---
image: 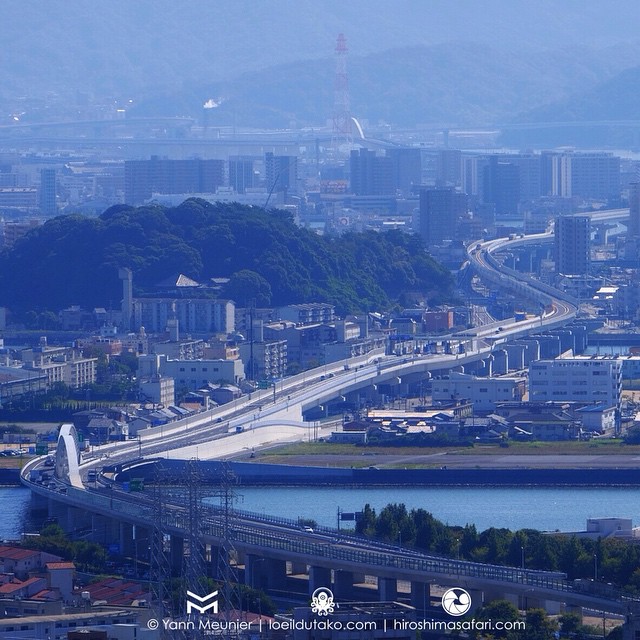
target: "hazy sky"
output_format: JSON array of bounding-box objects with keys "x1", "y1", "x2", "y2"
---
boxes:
[
  {"x1": 3, "y1": 0, "x2": 640, "y2": 131},
  {"x1": 3, "y1": 0, "x2": 640, "y2": 88}
]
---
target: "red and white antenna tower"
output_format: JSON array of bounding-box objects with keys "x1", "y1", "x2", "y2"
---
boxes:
[{"x1": 332, "y1": 33, "x2": 352, "y2": 144}]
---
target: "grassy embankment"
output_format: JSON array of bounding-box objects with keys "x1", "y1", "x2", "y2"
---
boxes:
[{"x1": 255, "y1": 439, "x2": 640, "y2": 467}]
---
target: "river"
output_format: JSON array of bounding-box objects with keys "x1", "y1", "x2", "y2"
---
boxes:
[{"x1": 6, "y1": 484, "x2": 640, "y2": 540}]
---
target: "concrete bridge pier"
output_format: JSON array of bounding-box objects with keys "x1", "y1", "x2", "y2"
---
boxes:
[
  {"x1": 119, "y1": 522, "x2": 135, "y2": 558},
  {"x1": 66, "y1": 506, "x2": 92, "y2": 535},
  {"x1": 263, "y1": 558, "x2": 287, "y2": 590},
  {"x1": 378, "y1": 577, "x2": 397, "y2": 601},
  {"x1": 245, "y1": 554, "x2": 287, "y2": 591},
  {"x1": 92, "y1": 514, "x2": 119, "y2": 547},
  {"x1": 309, "y1": 566, "x2": 331, "y2": 594},
  {"x1": 30, "y1": 491, "x2": 48, "y2": 512},
  {"x1": 170, "y1": 535, "x2": 184, "y2": 575},
  {"x1": 410, "y1": 582, "x2": 430, "y2": 611},
  {"x1": 245, "y1": 555, "x2": 263, "y2": 588},
  {"x1": 483, "y1": 587, "x2": 518, "y2": 608},
  {"x1": 464, "y1": 588, "x2": 485, "y2": 612},
  {"x1": 47, "y1": 497, "x2": 68, "y2": 528},
  {"x1": 562, "y1": 603, "x2": 582, "y2": 619},
  {"x1": 206, "y1": 544, "x2": 221, "y2": 578},
  {"x1": 333, "y1": 570, "x2": 354, "y2": 600}
]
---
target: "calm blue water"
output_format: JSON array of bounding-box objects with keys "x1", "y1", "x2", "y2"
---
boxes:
[
  {"x1": 1, "y1": 487, "x2": 35, "y2": 540},
  {"x1": 220, "y1": 486, "x2": 640, "y2": 532},
  {"x1": 7, "y1": 484, "x2": 640, "y2": 538}
]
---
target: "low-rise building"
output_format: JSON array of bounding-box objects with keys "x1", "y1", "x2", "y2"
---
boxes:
[
  {"x1": 21, "y1": 344, "x2": 97, "y2": 389},
  {"x1": 554, "y1": 517, "x2": 640, "y2": 540},
  {"x1": 528, "y1": 356, "x2": 622, "y2": 409},
  {"x1": 431, "y1": 371, "x2": 526, "y2": 412}
]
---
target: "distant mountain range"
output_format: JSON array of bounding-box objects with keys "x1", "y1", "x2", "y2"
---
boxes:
[
  {"x1": 131, "y1": 42, "x2": 640, "y2": 132},
  {"x1": 4, "y1": 1, "x2": 640, "y2": 138}
]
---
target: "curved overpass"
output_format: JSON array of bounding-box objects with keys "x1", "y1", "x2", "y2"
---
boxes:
[
  {"x1": 23, "y1": 226, "x2": 629, "y2": 613},
  {"x1": 21, "y1": 466, "x2": 640, "y2": 616}
]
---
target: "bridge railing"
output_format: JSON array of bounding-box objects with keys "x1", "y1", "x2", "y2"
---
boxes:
[{"x1": 191, "y1": 510, "x2": 623, "y2": 601}]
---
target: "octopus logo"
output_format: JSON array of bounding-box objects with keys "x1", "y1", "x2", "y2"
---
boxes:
[
  {"x1": 311, "y1": 587, "x2": 335, "y2": 616},
  {"x1": 441, "y1": 588, "x2": 472, "y2": 616}
]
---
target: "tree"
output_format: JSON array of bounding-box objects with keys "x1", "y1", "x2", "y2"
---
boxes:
[
  {"x1": 522, "y1": 608, "x2": 557, "y2": 640},
  {"x1": 472, "y1": 599, "x2": 521, "y2": 639},
  {"x1": 223, "y1": 269, "x2": 272, "y2": 306},
  {"x1": 558, "y1": 612, "x2": 581, "y2": 637}
]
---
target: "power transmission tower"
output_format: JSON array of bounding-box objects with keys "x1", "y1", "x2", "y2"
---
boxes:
[
  {"x1": 181, "y1": 458, "x2": 209, "y2": 640},
  {"x1": 150, "y1": 460, "x2": 210, "y2": 639},
  {"x1": 211, "y1": 461, "x2": 242, "y2": 638},
  {"x1": 331, "y1": 33, "x2": 353, "y2": 149},
  {"x1": 149, "y1": 460, "x2": 173, "y2": 637}
]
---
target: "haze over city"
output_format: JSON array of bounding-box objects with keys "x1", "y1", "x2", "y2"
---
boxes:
[{"x1": 4, "y1": 3, "x2": 640, "y2": 640}]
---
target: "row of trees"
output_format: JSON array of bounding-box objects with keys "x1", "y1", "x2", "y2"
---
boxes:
[
  {"x1": 24, "y1": 523, "x2": 106, "y2": 573},
  {"x1": 356, "y1": 503, "x2": 640, "y2": 590},
  {"x1": 462, "y1": 601, "x2": 614, "y2": 640},
  {"x1": 0, "y1": 199, "x2": 454, "y2": 319}
]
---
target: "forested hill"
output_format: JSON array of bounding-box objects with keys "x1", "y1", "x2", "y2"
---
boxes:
[{"x1": 0, "y1": 200, "x2": 453, "y2": 318}]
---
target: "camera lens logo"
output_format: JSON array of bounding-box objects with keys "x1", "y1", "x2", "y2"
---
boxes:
[{"x1": 441, "y1": 588, "x2": 472, "y2": 616}]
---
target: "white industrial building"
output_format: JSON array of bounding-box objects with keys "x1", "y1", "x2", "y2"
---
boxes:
[{"x1": 528, "y1": 356, "x2": 622, "y2": 409}]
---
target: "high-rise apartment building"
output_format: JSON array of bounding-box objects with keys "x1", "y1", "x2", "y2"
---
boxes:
[
  {"x1": 436, "y1": 149, "x2": 462, "y2": 186},
  {"x1": 349, "y1": 149, "x2": 394, "y2": 196},
  {"x1": 228, "y1": 156, "x2": 256, "y2": 193},
  {"x1": 419, "y1": 187, "x2": 468, "y2": 246},
  {"x1": 542, "y1": 152, "x2": 620, "y2": 200},
  {"x1": 386, "y1": 147, "x2": 422, "y2": 196},
  {"x1": 482, "y1": 156, "x2": 520, "y2": 215},
  {"x1": 628, "y1": 182, "x2": 640, "y2": 237},
  {"x1": 124, "y1": 157, "x2": 225, "y2": 204},
  {"x1": 39, "y1": 168, "x2": 57, "y2": 216},
  {"x1": 554, "y1": 215, "x2": 591, "y2": 275},
  {"x1": 265, "y1": 152, "x2": 298, "y2": 195}
]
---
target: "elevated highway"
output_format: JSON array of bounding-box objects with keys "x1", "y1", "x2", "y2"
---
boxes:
[
  {"x1": 21, "y1": 463, "x2": 640, "y2": 617},
  {"x1": 23, "y1": 222, "x2": 638, "y2": 620}
]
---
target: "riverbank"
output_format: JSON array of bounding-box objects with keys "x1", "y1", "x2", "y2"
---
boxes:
[{"x1": 116, "y1": 457, "x2": 640, "y2": 487}]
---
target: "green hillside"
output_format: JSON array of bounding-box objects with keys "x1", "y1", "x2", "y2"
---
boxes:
[{"x1": 0, "y1": 200, "x2": 453, "y2": 319}]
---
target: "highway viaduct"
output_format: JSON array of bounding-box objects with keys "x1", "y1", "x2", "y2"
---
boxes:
[{"x1": 20, "y1": 217, "x2": 640, "y2": 634}]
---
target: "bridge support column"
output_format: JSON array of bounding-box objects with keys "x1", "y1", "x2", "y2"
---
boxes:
[
  {"x1": 206, "y1": 545, "x2": 221, "y2": 578},
  {"x1": 137, "y1": 526, "x2": 152, "y2": 564},
  {"x1": 562, "y1": 604, "x2": 582, "y2": 620},
  {"x1": 333, "y1": 570, "x2": 354, "y2": 600},
  {"x1": 47, "y1": 498, "x2": 68, "y2": 529},
  {"x1": 309, "y1": 566, "x2": 332, "y2": 595},
  {"x1": 119, "y1": 522, "x2": 135, "y2": 558},
  {"x1": 67, "y1": 506, "x2": 86, "y2": 535},
  {"x1": 170, "y1": 535, "x2": 184, "y2": 576},
  {"x1": 30, "y1": 491, "x2": 48, "y2": 511},
  {"x1": 245, "y1": 553, "x2": 262, "y2": 589},
  {"x1": 465, "y1": 589, "x2": 485, "y2": 612},
  {"x1": 519, "y1": 593, "x2": 560, "y2": 612},
  {"x1": 410, "y1": 582, "x2": 430, "y2": 611},
  {"x1": 92, "y1": 514, "x2": 111, "y2": 545},
  {"x1": 263, "y1": 558, "x2": 287, "y2": 591},
  {"x1": 378, "y1": 577, "x2": 397, "y2": 602},
  {"x1": 244, "y1": 555, "x2": 287, "y2": 591}
]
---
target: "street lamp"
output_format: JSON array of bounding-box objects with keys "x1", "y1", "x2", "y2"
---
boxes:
[
  {"x1": 594, "y1": 554, "x2": 598, "y2": 581},
  {"x1": 521, "y1": 545, "x2": 525, "y2": 570}
]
